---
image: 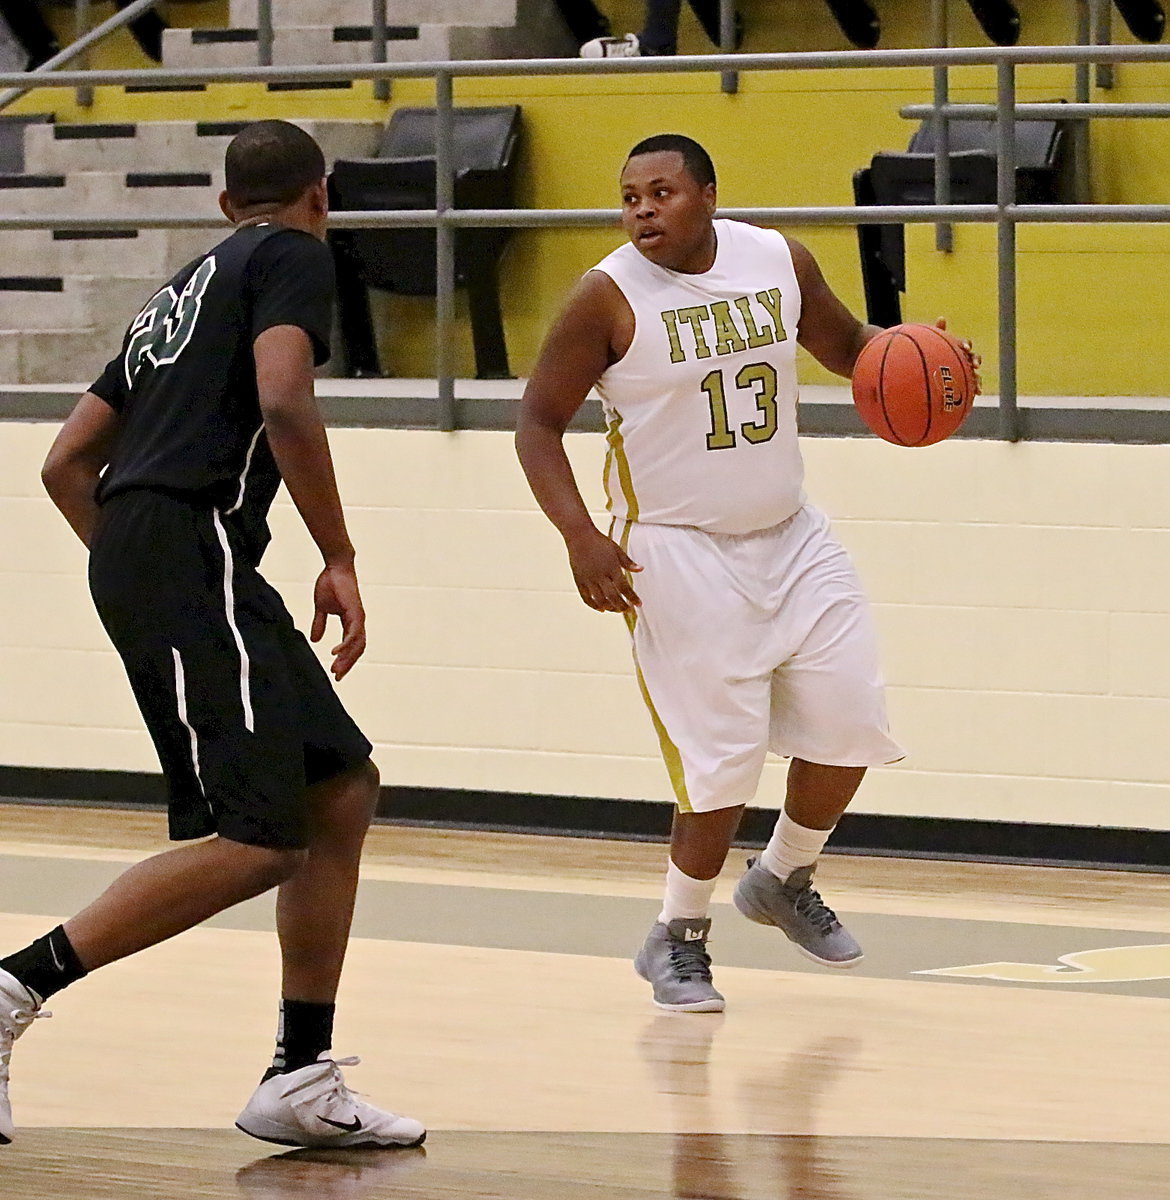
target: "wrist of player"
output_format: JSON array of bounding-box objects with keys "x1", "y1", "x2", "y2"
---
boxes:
[
  {"x1": 321, "y1": 545, "x2": 356, "y2": 569},
  {"x1": 560, "y1": 517, "x2": 601, "y2": 547}
]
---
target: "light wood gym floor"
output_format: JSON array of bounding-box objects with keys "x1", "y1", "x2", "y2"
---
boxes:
[{"x1": 2, "y1": 802, "x2": 1170, "y2": 1199}]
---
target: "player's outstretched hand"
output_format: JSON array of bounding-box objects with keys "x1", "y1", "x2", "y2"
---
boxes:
[
  {"x1": 566, "y1": 526, "x2": 642, "y2": 614},
  {"x1": 934, "y1": 316, "x2": 982, "y2": 395},
  {"x1": 312, "y1": 562, "x2": 367, "y2": 680}
]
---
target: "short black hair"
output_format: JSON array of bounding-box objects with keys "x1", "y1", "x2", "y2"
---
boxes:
[
  {"x1": 224, "y1": 120, "x2": 326, "y2": 209},
  {"x1": 626, "y1": 133, "x2": 716, "y2": 189}
]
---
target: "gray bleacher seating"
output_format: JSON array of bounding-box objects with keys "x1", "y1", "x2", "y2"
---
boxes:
[
  {"x1": 328, "y1": 105, "x2": 521, "y2": 380},
  {"x1": 853, "y1": 112, "x2": 1073, "y2": 327}
]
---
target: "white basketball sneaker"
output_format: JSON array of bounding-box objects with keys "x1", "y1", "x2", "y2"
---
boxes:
[
  {"x1": 0, "y1": 968, "x2": 49, "y2": 1146},
  {"x1": 235, "y1": 1054, "x2": 426, "y2": 1149},
  {"x1": 580, "y1": 32, "x2": 641, "y2": 57}
]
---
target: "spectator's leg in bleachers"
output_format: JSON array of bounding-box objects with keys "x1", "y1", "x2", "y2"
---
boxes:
[
  {"x1": 114, "y1": 0, "x2": 169, "y2": 62},
  {"x1": 686, "y1": 0, "x2": 744, "y2": 50},
  {"x1": 0, "y1": 2, "x2": 59, "y2": 68},
  {"x1": 639, "y1": 0, "x2": 683, "y2": 54},
  {"x1": 551, "y1": 0, "x2": 613, "y2": 45}
]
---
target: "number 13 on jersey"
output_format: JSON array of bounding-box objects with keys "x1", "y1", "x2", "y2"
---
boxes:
[{"x1": 701, "y1": 361, "x2": 780, "y2": 451}]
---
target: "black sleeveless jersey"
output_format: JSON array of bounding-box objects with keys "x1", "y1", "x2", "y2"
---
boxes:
[{"x1": 89, "y1": 222, "x2": 335, "y2": 565}]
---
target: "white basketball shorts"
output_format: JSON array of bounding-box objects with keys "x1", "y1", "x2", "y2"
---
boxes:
[{"x1": 620, "y1": 504, "x2": 903, "y2": 813}]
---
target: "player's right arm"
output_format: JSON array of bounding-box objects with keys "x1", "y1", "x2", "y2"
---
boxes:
[
  {"x1": 516, "y1": 271, "x2": 642, "y2": 614},
  {"x1": 41, "y1": 392, "x2": 121, "y2": 548},
  {"x1": 254, "y1": 323, "x2": 365, "y2": 680}
]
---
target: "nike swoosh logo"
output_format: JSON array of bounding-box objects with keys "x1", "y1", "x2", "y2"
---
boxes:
[{"x1": 318, "y1": 1114, "x2": 363, "y2": 1133}]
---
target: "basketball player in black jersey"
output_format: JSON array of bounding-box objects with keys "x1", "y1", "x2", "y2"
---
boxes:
[{"x1": 0, "y1": 121, "x2": 424, "y2": 1150}]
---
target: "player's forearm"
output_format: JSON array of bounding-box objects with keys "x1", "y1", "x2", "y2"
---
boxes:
[
  {"x1": 262, "y1": 405, "x2": 355, "y2": 567},
  {"x1": 41, "y1": 463, "x2": 101, "y2": 548},
  {"x1": 838, "y1": 323, "x2": 884, "y2": 379},
  {"x1": 515, "y1": 418, "x2": 597, "y2": 543}
]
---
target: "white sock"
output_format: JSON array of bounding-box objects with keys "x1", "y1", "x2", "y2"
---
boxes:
[
  {"x1": 657, "y1": 859, "x2": 719, "y2": 924},
  {"x1": 760, "y1": 812, "x2": 832, "y2": 882}
]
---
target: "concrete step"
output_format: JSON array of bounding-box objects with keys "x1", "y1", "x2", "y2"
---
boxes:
[
  {"x1": 162, "y1": 23, "x2": 453, "y2": 67},
  {"x1": 449, "y1": 0, "x2": 576, "y2": 58},
  {"x1": 0, "y1": 276, "x2": 157, "y2": 331},
  {"x1": 23, "y1": 119, "x2": 380, "y2": 175},
  {"x1": 0, "y1": 171, "x2": 222, "y2": 216},
  {"x1": 0, "y1": 328, "x2": 118, "y2": 386},
  {"x1": 230, "y1": 0, "x2": 522, "y2": 27},
  {"x1": 0, "y1": 228, "x2": 216, "y2": 278}
]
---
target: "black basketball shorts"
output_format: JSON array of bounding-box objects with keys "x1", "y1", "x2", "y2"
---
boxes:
[{"x1": 88, "y1": 490, "x2": 373, "y2": 849}]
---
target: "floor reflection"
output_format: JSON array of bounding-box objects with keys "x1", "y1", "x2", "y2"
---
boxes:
[
  {"x1": 235, "y1": 1145, "x2": 427, "y2": 1199},
  {"x1": 8, "y1": 1128, "x2": 1170, "y2": 1198},
  {"x1": 637, "y1": 1011, "x2": 865, "y2": 1199}
]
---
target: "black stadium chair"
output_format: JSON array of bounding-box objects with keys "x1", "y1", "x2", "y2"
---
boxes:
[
  {"x1": 853, "y1": 112, "x2": 1073, "y2": 326},
  {"x1": 328, "y1": 105, "x2": 522, "y2": 380}
]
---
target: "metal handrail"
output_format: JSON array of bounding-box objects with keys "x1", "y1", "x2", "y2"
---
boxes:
[
  {"x1": 0, "y1": 43, "x2": 1169, "y2": 87},
  {"x1": 905, "y1": 102, "x2": 1170, "y2": 118},
  {"x1": 371, "y1": 0, "x2": 390, "y2": 101},
  {"x1": 5, "y1": 203, "x2": 1170, "y2": 233},
  {"x1": 1, "y1": 42, "x2": 1170, "y2": 434},
  {"x1": 258, "y1": 0, "x2": 274, "y2": 67}
]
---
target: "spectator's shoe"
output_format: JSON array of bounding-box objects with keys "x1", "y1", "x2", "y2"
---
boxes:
[
  {"x1": 694, "y1": 8, "x2": 746, "y2": 49},
  {"x1": 634, "y1": 918, "x2": 725, "y2": 1012},
  {"x1": 733, "y1": 859, "x2": 863, "y2": 968},
  {"x1": 128, "y1": 11, "x2": 168, "y2": 62},
  {"x1": 580, "y1": 33, "x2": 642, "y2": 57},
  {"x1": 1114, "y1": 0, "x2": 1165, "y2": 43},
  {"x1": 965, "y1": 0, "x2": 1021, "y2": 45},
  {"x1": 0, "y1": 968, "x2": 48, "y2": 1146},
  {"x1": 236, "y1": 1054, "x2": 426, "y2": 1149},
  {"x1": 825, "y1": 0, "x2": 881, "y2": 48}
]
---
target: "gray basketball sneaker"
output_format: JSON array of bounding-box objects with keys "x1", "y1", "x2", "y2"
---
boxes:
[
  {"x1": 733, "y1": 859, "x2": 863, "y2": 968},
  {"x1": 0, "y1": 967, "x2": 49, "y2": 1146},
  {"x1": 634, "y1": 918, "x2": 726, "y2": 1012}
]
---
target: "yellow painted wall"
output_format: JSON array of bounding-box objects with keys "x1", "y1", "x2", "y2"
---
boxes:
[
  {"x1": 4, "y1": 419, "x2": 1170, "y2": 831},
  {"x1": 11, "y1": 3, "x2": 1170, "y2": 393}
]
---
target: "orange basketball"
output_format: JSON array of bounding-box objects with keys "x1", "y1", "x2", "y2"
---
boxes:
[{"x1": 851, "y1": 324, "x2": 976, "y2": 447}]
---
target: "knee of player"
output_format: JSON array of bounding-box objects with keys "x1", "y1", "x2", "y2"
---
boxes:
[
  {"x1": 357, "y1": 757, "x2": 381, "y2": 796},
  {"x1": 239, "y1": 843, "x2": 307, "y2": 890},
  {"x1": 345, "y1": 758, "x2": 381, "y2": 822},
  {"x1": 310, "y1": 758, "x2": 380, "y2": 841}
]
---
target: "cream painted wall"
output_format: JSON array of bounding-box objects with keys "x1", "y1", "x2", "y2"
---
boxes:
[{"x1": 4, "y1": 419, "x2": 1170, "y2": 831}]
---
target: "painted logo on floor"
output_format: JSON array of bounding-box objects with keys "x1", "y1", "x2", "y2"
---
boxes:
[{"x1": 917, "y1": 943, "x2": 1170, "y2": 984}]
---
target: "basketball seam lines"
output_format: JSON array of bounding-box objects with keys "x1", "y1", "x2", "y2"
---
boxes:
[
  {"x1": 910, "y1": 332, "x2": 933, "y2": 445},
  {"x1": 876, "y1": 333, "x2": 908, "y2": 446}
]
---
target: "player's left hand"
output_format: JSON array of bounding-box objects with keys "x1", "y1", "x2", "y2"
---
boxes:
[
  {"x1": 312, "y1": 562, "x2": 367, "y2": 680},
  {"x1": 935, "y1": 316, "x2": 982, "y2": 395}
]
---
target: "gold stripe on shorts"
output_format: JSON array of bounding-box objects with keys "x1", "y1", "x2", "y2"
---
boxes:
[{"x1": 621, "y1": 523, "x2": 692, "y2": 814}]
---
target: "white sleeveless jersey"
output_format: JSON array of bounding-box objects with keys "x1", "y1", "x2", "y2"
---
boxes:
[{"x1": 593, "y1": 219, "x2": 806, "y2": 535}]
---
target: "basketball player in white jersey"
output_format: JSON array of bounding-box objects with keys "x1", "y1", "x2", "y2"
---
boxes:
[{"x1": 517, "y1": 134, "x2": 974, "y2": 1012}]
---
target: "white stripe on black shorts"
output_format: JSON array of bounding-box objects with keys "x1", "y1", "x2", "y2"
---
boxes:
[{"x1": 89, "y1": 489, "x2": 373, "y2": 849}]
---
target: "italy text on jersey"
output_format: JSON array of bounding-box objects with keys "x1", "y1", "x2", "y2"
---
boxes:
[
  {"x1": 123, "y1": 255, "x2": 218, "y2": 389},
  {"x1": 660, "y1": 289, "x2": 788, "y2": 363}
]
